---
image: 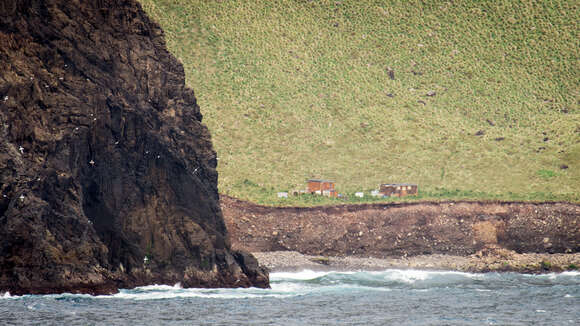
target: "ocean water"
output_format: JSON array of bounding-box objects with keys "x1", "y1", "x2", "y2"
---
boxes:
[{"x1": 1, "y1": 270, "x2": 578, "y2": 325}]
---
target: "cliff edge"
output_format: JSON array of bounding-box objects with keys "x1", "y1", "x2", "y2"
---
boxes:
[{"x1": 0, "y1": 0, "x2": 268, "y2": 295}]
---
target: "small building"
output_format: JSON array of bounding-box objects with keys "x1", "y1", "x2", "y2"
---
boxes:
[
  {"x1": 379, "y1": 183, "x2": 418, "y2": 197},
  {"x1": 323, "y1": 189, "x2": 338, "y2": 197},
  {"x1": 307, "y1": 179, "x2": 337, "y2": 197}
]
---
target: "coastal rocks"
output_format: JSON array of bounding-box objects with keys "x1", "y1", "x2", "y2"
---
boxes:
[
  {"x1": 222, "y1": 196, "x2": 579, "y2": 262},
  {"x1": 0, "y1": 0, "x2": 267, "y2": 295},
  {"x1": 252, "y1": 250, "x2": 580, "y2": 274}
]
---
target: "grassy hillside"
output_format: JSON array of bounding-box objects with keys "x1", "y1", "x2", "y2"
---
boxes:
[{"x1": 140, "y1": 0, "x2": 579, "y2": 205}]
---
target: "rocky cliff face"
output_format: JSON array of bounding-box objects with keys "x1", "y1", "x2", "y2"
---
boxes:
[{"x1": 0, "y1": 0, "x2": 268, "y2": 295}]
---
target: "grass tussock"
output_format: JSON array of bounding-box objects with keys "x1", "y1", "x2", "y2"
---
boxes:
[{"x1": 140, "y1": 0, "x2": 579, "y2": 205}]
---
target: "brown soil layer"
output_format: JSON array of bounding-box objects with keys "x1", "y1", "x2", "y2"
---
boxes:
[{"x1": 222, "y1": 196, "x2": 580, "y2": 273}]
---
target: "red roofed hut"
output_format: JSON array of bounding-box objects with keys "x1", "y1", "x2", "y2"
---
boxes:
[{"x1": 307, "y1": 179, "x2": 337, "y2": 197}]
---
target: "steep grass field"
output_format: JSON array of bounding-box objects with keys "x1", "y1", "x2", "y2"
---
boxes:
[{"x1": 140, "y1": 0, "x2": 579, "y2": 205}]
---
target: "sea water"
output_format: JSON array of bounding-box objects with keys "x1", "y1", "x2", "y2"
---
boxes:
[{"x1": 1, "y1": 270, "x2": 578, "y2": 325}]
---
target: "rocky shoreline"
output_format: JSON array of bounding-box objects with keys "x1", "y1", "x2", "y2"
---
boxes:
[{"x1": 253, "y1": 249, "x2": 580, "y2": 274}]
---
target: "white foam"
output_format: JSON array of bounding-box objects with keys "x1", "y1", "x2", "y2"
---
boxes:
[
  {"x1": 271, "y1": 269, "x2": 484, "y2": 286},
  {"x1": 379, "y1": 269, "x2": 480, "y2": 284},
  {"x1": 134, "y1": 283, "x2": 182, "y2": 291},
  {"x1": 383, "y1": 270, "x2": 430, "y2": 283},
  {"x1": 270, "y1": 282, "x2": 310, "y2": 293},
  {"x1": 110, "y1": 291, "x2": 268, "y2": 300},
  {"x1": 98, "y1": 286, "x2": 293, "y2": 300},
  {"x1": 270, "y1": 270, "x2": 348, "y2": 281},
  {"x1": 526, "y1": 271, "x2": 580, "y2": 279},
  {"x1": 1, "y1": 291, "x2": 11, "y2": 299},
  {"x1": 271, "y1": 275, "x2": 394, "y2": 294}
]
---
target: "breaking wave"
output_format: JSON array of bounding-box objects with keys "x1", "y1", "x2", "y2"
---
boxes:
[{"x1": 1, "y1": 269, "x2": 578, "y2": 326}]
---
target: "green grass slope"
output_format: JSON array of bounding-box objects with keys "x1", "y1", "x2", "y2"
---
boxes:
[{"x1": 140, "y1": 0, "x2": 579, "y2": 205}]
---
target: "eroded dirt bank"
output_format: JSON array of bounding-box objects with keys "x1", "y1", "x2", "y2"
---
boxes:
[{"x1": 222, "y1": 196, "x2": 579, "y2": 272}]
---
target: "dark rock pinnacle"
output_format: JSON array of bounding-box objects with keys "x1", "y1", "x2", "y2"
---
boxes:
[{"x1": 0, "y1": 0, "x2": 268, "y2": 295}]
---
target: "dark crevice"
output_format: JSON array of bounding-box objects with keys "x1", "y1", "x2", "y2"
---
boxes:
[{"x1": 82, "y1": 178, "x2": 140, "y2": 272}]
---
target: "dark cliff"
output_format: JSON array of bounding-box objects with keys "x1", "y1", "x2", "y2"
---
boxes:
[{"x1": 0, "y1": 0, "x2": 268, "y2": 295}]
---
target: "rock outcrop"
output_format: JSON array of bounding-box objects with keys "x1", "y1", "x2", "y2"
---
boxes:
[{"x1": 0, "y1": 0, "x2": 268, "y2": 295}]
